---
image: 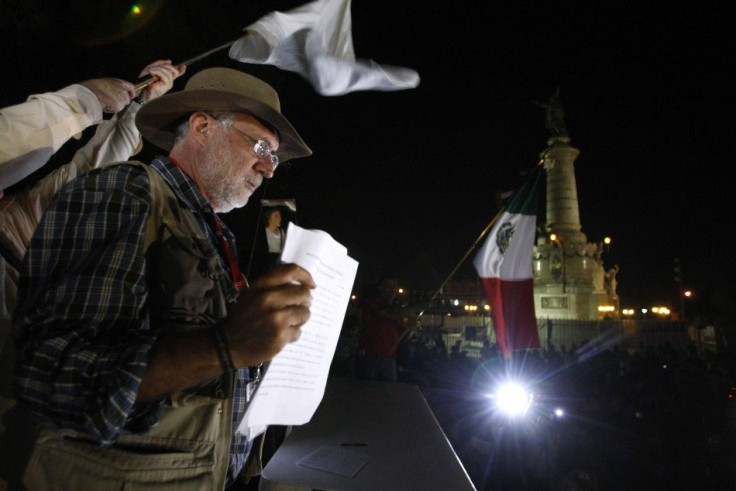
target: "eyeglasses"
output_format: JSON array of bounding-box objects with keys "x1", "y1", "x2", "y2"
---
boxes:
[{"x1": 213, "y1": 116, "x2": 279, "y2": 170}]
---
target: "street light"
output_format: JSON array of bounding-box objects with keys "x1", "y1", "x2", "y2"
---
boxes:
[
  {"x1": 603, "y1": 236, "x2": 612, "y2": 254},
  {"x1": 679, "y1": 289, "x2": 694, "y2": 323},
  {"x1": 652, "y1": 306, "x2": 671, "y2": 316}
]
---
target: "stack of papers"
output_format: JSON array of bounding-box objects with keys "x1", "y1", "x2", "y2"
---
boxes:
[{"x1": 237, "y1": 223, "x2": 358, "y2": 439}]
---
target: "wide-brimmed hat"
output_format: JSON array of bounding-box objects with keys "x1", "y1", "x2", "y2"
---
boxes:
[{"x1": 135, "y1": 67, "x2": 311, "y2": 162}]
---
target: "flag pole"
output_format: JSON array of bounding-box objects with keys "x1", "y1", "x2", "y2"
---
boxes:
[
  {"x1": 395, "y1": 157, "x2": 548, "y2": 348},
  {"x1": 394, "y1": 207, "x2": 505, "y2": 348},
  {"x1": 134, "y1": 34, "x2": 249, "y2": 92}
]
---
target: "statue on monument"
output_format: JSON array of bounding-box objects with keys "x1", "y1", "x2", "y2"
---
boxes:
[
  {"x1": 604, "y1": 264, "x2": 619, "y2": 298},
  {"x1": 534, "y1": 87, "x2": 568, "y2": 138}
]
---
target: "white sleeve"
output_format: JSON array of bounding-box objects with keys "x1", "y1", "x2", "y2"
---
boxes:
[
  {"x1": 0, "y1": 84, "x2": 102, "y2": 190},
  {"x1": 15, "y1": 101, "x2": 143, "y2": 238}
]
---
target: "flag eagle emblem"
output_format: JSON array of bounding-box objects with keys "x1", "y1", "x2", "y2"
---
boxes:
[{"x1": 496, "y1": 221, "x2": 515, "y2": 254}]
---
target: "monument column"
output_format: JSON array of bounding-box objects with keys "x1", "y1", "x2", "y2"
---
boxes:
[{"x1": 543, "y1": 137, "x2": 586, "y2": 245}]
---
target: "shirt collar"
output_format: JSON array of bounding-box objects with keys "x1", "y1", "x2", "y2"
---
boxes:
[{"x1": 150, "y1": 156, "x2": 214, "y2": 214}]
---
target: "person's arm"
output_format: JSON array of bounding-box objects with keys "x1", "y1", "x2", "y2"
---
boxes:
[
  {"x1": 13, "y1": 165, "x2": 161, "y2": 443},
  {"x1": 23, "y1": 61, "x2": 185, "y2": 220},
  {"x1": 0, "y1": 105, "x2": 146, "y2": 285},
  {"x1": 0, "y1": 79, "x2": 135, "y2": 190}
]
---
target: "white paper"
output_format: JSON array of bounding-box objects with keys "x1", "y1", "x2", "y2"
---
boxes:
[{"x1": 237, "y1": 223, "x2": 358, "y2": 439}]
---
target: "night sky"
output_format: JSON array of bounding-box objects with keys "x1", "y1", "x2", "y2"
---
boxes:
[{"x1": 2, "y1": 1, "x2": 734, "y2": 320}]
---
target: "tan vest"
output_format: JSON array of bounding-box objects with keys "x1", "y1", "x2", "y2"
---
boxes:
[{"x1": 23, "y1": 163, "x2": 258, "y2": 490}]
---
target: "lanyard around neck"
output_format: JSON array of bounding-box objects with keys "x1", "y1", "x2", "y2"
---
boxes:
[
  {"x1": 168, "y1": 157, "x2": 247, "y2": 291},
  {"x1": 214, "y1": 218, "x2": 247, "y2": 291}
]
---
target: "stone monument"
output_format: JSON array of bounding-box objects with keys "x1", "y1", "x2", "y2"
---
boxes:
[{"x1": 531, "y1": 90, "x2": 619, "y2": 320}]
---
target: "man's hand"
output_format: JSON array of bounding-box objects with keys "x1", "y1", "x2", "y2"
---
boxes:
[
  {"x1": 138, "y1": 264, "x2": 313, "y2": 402},
  {"x1": 80, "y1": 78, "x2": 136, "y2": 114},
  {"x1": 137, "y1": 59, "x2": 186, "y2": 102},
  {"x1": 224, "y1": 263, "x2": 315, "y2": 367}
]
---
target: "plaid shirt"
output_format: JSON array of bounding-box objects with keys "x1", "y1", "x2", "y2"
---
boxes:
[{"x1": 14, "y1": 156, "x2": 251, "y2": 484}]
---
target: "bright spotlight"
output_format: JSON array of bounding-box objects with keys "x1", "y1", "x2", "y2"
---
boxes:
[
  {"x1": 495, "y1": 382, "x2": 533, "y2": 416},
  {"x1": 554, "y1": 407, "x2": 565, "y2": 418}
]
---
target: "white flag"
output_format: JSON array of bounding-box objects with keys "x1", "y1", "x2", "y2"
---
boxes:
[{"x1": 228, "y1": 0, "x2": 420, "y2": 96}]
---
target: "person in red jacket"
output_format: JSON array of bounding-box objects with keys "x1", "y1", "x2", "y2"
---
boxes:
[{"x1": 355, "y1": 276, "x2": 407, "y2": 382}]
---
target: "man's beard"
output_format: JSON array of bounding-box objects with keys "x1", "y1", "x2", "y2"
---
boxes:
[{"x1": 199, "y1": 136, "x2": 258, "y2": 213}]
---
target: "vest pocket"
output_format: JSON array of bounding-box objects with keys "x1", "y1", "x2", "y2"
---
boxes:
[
  {"x1": 25, "y1": 432, "x2": 216, "y2": 490},
  {"x1": 147, "y1": 223, "x2": 228, "y2": 320}
]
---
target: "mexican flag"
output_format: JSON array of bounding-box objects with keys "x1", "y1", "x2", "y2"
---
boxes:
[{"x1": 473, "y1": 168, "x2": 543, "y2": 358}]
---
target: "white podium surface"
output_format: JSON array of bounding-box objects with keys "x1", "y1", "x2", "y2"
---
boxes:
[{"x1": 259, "y1": 376, "x2": 476, "y2": 490}]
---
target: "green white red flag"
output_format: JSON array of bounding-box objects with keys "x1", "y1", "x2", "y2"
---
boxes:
[{"x1": 473, "y1": 168, "x2": 543, "y2": 358}]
